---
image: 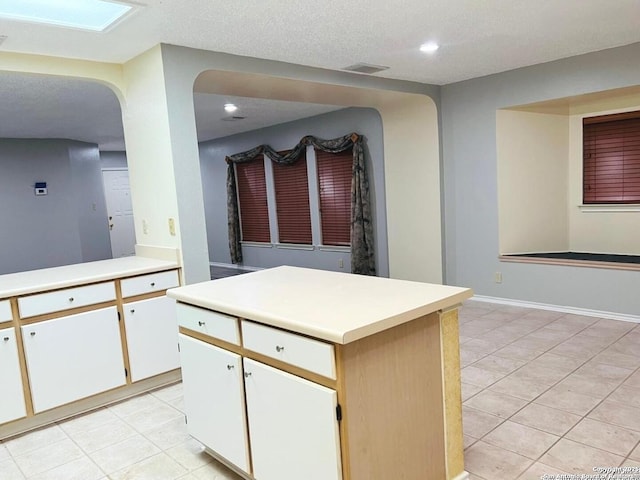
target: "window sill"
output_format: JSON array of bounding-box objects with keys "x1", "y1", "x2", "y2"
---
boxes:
[
  {"x1": 499, "y1": 254, "x2": 640, "y2": 272},
  {"x1": 240, "y1": 242, "x2": 273, "y2": 248},
  {"x1": 318, "y1": 245, "x2": 351, "y2": 253},
  {"x1": 275, "y1": 243, "x2": 315, "y2": 251},
  {"x1": 579, "y1": 204, "x2": 640, "y2": 212}
]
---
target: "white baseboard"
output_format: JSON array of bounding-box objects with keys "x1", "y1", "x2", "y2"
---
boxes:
[
  {"x1": 471, "y1": 295, "x2": 640, "y2": 324},
  {"x1": 452, "y1": 471, "x2": 469, "y2": 480},
  {"x1": 210, "y1": 262, "x2": 263, "y2": 272}
]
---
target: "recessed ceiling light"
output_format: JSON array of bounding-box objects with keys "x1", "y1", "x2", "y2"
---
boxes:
[
  {"x1": 419, "y1": 42, "x2": 440, "y2": 53},
  {"x1": 224, "y1": 103, "x2": 238, "y2": 113},
  {"x1": 0, "y1": 0, "x2": 134, "y2": 32}
]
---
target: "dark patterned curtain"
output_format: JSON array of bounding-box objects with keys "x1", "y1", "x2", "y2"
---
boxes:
[{"x1": 225, "y1": 133, "x2": 375, "y2": 275}]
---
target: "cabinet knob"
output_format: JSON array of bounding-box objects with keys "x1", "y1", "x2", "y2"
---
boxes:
[
  {"x1": 276, "y1": 345, "x2": 285, "y2": 352},
  {"x1": 30, "y1": 331, "x2": 36, "y2": 337},
  {"x1": 130, "y1": 309, "x2": 135, "y2": 314},
  {"x1": 244, "y1": 372, "x2": 252, "y2": 378},
  {"x1": 227, "y1": 364, "x2": 234, "y2": 370},
  {"x1": 68, "y1": 297, "x2": 74, "y2": 302},
  {"x1": 150, "y1": 282, "x2": 156, "y2": 287},
  {"x1": 3, "y1": 336, "x2": 8, "y2": 341},
  {"x1": 198, "y1": 321, "x2": 206, "y2": 327}
]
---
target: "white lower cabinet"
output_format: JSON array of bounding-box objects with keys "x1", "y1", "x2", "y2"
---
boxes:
[
  {"x1": 0, "y1": 327, "x2": 27, "y2": 425},
  {"x1": 22, "y1": 307, "x2": 126, "y2": 413},
  {"x1": 179, "y1": 334, "x2": 250, "y2": 472},
  {"x1": 124, "y1": 296, "x2": 180, "y2": 382},
  {"x1": 243, "y1": 358, "x2": 342, "y2": 480}
]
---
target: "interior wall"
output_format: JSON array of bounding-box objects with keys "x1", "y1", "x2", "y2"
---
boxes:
[
  {"x1": 441, "y1": 42, "x2": 640, "y2": 315},
  {"x1": 199, "y1": 107, "x2": 389, "y2": 276},
  {"x1": 100, "y1": 151, "x2": 128, "y2": 169},
  {"x1": 496, "y1": 110, "x2": 569, "y2": 254},
  {"x1": 0, "y1": 139, "x2": 111, "y2": 274},
  {"x1": 68, "y1": 141, "x2": 113, "y2": 262},
  {"x1": 160, "y1": 44, "x2": 442, "y2": 284}
]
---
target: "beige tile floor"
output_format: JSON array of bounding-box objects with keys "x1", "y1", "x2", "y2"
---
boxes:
[
  {"x1": 1, "y1": 300, "x2": 639, "y2": 479},
  {"x1": 460, "y1": 300, "x2": 640, "y2": 479},
  {"x1": 0, "y1": 383, "x2": 242, "y2": 480}
]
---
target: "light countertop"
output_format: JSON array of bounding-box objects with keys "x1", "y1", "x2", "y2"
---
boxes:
[
  {"x1": 167, "y1": 266, "x2": 472, "y2": 344},
  {"x1": 0, "y1": 257, "x2": 179, "y2": 298}
]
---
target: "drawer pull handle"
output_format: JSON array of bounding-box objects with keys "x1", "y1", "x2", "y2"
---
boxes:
[
  {"x1": 227, "y1": 365, "x2": 234, "y2": 370},
  {"x1": 198, "y1": 321, "x2": 206, "y2": 327},
  {"x1": 244, "y1": 372, "x2": 252, "y2": 378},
  {"x1": 30, "y1": 332, "x2": 36, "y2": 337},
  {"x1": 68, "y1": 297, "x2": 75, "y2": 302},
  {"x1": 3, "y1": 336, "x2": 8, "y2": 341},
  {"x1": 276, "y1": 345, "x2": 285, "y2": 352},
  {"x1": 150, "y1": 282, "x2": 156, "y2": 287}
]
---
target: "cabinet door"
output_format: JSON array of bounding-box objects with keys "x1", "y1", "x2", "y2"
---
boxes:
[
  {"x1": 22, "y1": 307, "x2": 126, "y2": 413},
  {"x1": 124, "y1": 296, "x2": 180, "y2": 382},
  {"x1": 0, "y1": 327, "x2": 27, "y2": 424},
  {"x1": 179, "y1": 334, "x2": 250, "y2": 472},
  {"x1": 243, "y1": 358, "x2": 342, "y2": 480}
]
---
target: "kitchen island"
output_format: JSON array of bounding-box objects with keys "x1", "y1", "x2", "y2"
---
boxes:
[
  {"x1": 168, "y1": 266, "x2": 473, "y2": 480},
  {"x1": 0, "y1": 255, "x2": 182, "y2": 439}
]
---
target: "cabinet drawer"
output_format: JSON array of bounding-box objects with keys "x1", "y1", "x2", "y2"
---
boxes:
[
  {"x1": 177, "y1": 303, "x2": 240, "y2": 346},
  {"x1": 241, "y1": 321, "x2": 336, "y2": 379},
  {"x1": 121, "y1": 270, "x2": 179, "y2": 298},
  {"x1": 18, "y1": 282, "x2": 116, "y2": 318},
  {"x1": 0, "y1": 300, "x2": 12, "y2": 322}
]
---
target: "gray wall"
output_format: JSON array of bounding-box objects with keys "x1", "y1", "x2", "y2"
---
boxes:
[
  {"x1": 0, "y1": 139, "x2": 111, "y2": 274},
  {"x1": 100, "y1": 150, "x2": 128, "y2": 169},
  {"x1": 69, "y1": 142, "x2": 112, "y2": 263},
  {"x1": 199, "y1": 107, "x2": 389, "y2": 276},
  {"x1": 441, "y1": 42, "x2": 640, "y2": 315}
]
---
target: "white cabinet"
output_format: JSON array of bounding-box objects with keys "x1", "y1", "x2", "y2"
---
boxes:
[
  {"x1": 18, "y1": 282, "x2": 116, "y2": 318},
  {"x1": 22, "y1": 307, "x2": 126, "y2": 413},
  {"x1": 243, "y1": 358, "x2": 342, "y2": 480},
  {"x1": 179, "y1": 334, "x2": 250, "y2": 472},
  {"x1": 121, "y1": 270, "x2": 179, "y2": 298},
  {"x1": 0, "y1": 327, "x2": 27, "y2": 425},
  {"x1": 0, "y1": 300, "x2": 12, "y2": 322},
  {"x1": 124, "y1": 296, "x2": 180, "y2": 382}
]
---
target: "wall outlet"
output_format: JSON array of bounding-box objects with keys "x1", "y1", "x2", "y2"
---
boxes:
[
  {"x1": 338, "y1": 258, "x2": 344, "y2": 269},
  {"x1": 495, "y1": 272, "x2": 503, "y2": 283},
  {"x1": 142, "y1": 219, "x2": 149, "y2": 235},
  {"x1": 168, "y1": 218, "x2": 176, "y2": 236}
]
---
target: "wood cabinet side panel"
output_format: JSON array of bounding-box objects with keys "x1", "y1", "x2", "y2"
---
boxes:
[
  {"x1": 440, "y1": 308, "x2": 464, "y2": 480},
  {"x1": 340, "y1": 313, "x2": 445, "y2": 480}
]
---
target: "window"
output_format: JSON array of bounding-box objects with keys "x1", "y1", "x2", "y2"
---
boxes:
[
  {"x1": 236, "y1": 156, "x2": 270, "y2": 242},
  {"x1": 272, "y1": 151, "x2": 312, "y2": 244},
  {"x1": 316, "y1": 148, "x2": 352, "y2": 246},
  {"x1": 583, "y1": 112, "x2": 640, "y2": 204}
]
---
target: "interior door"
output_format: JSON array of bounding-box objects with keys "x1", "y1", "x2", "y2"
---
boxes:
[
  {"x1": 102, "y1": 169, "x2": 135, "y2": 258},
  {"x1": 243, "y1": 358, "x2": 342, "y2": 480}
]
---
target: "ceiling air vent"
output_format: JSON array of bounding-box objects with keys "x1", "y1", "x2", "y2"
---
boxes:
[
  {"x1": 342, "y1": 63, "x2": 390, "y2": 75},
  {"x1": 221, "y1": 116, "x2": 246, "y2": 122}
]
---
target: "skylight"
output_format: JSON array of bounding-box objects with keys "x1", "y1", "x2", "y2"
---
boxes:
[{"x1": 0, "y1": 0, "x2": 133, "y2": 32}]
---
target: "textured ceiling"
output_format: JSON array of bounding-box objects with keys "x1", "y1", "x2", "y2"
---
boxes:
[
  {"x1": 1, "y1": 0, "x2": 640, "y2": 149},
  {"x1": 0, "y1": 72, "x2": 342, "y2": 150},
  {"x1": 0, "y1": 0, "x2": 639, "y2": 84}
]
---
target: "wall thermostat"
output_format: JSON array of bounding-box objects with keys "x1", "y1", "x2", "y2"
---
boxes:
[{"x1": 35, "y1": 182, "x2": 48, "y2": 196}]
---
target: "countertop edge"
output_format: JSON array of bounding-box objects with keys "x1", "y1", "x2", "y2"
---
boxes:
[
  {"x1": 167, "y1": 287, "x2": 473, "y2": 345},
  {"x1": 0, "y1": 258, "x2": 180, "y2": 299}
]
